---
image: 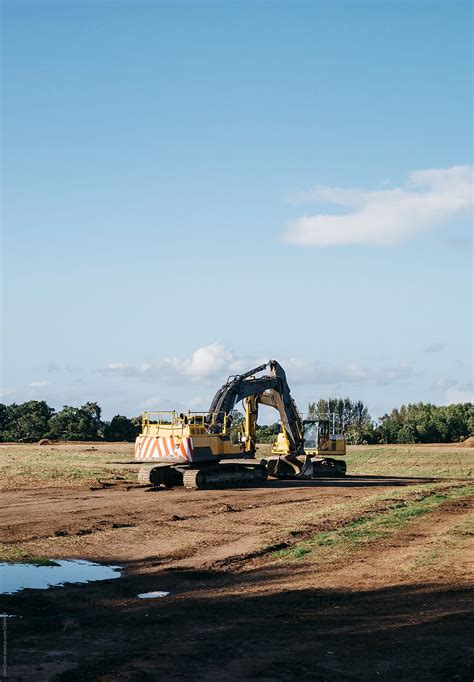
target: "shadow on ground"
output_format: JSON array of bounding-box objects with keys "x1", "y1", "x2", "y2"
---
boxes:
[
  {"x1": 263, "y1": 475, "x2": 441, "y2": 488},
  {"x1": 2, "y1": 560, "x2": 472, "y2": 681}
]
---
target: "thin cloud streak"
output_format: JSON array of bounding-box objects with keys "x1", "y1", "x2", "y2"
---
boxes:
[{"x1": 423, "y1": 342, "x2": 445, "y2": 354}]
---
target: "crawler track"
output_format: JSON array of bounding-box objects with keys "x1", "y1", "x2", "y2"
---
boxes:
[{"x1": 182, "y1": 464, "x2": 267, "y2": 489}]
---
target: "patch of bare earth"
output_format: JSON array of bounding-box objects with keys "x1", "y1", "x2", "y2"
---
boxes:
[{"x1": 1, "y1": 476, "x2": 473, "y2": 681}]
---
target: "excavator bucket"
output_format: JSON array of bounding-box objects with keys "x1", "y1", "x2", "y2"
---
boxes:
[{"x1": 261, "y1": 454, "x2": 314, "y2": 479}]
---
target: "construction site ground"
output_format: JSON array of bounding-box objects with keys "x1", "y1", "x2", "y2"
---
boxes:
[{"x1": 1, "y1": 442, "x2": 473, "y2": 681}]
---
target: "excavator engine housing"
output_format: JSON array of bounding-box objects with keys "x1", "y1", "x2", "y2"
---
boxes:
[{"x1": 135, "y1": 411, "x2": 266, "y2": 489}]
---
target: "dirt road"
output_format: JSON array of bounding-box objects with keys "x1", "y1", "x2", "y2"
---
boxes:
[
  {"x1": 1, "y1": 476, "x2": 429, "y2": 567},
  {"x1": 1, "y1": 473, "x2": 473, "y2": 681}
]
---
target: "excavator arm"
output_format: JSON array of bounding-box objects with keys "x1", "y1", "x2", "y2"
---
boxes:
[{"x1": 207, "y1": 360, "x2": 304, "y2": 454}]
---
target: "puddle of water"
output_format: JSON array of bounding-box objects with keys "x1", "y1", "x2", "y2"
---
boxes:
[
  {"x1": 138, "y1": 591, "x2": 170, "y2": 599},
  {"x1": 0, "y1": 560, "x2": 121, "y2": 595}
]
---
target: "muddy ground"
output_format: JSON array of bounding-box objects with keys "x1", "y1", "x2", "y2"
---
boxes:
[{"x1": 1, "y1": 445, "x2": 473, "y2": 681}]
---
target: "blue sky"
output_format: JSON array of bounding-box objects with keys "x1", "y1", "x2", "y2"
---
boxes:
[{"x1": 2, "y1": 0, "x2": 472, "y2": 421}]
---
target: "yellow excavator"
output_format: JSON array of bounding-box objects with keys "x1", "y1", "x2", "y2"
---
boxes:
[
  {"x1": 242, "y1": 393, "x2": 346, "y2": 478},
  {"x1": 135, "y1": 360, "x2": 347, "y2": 489}
]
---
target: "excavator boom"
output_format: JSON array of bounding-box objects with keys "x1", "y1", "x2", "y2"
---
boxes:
[{"x1": 208, "y1": 361, "x2": 304, "y2": 453}]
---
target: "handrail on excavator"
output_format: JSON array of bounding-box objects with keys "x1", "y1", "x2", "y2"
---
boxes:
[{"x1": 141, "y1": 410, "x2": 229, "y2": 433}]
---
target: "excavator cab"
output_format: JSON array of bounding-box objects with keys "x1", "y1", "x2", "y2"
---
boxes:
[
  {"x1": 301, "y1": 420, "x2": 318, "y2": 449},
  {"x1": 272, "y1": 418, "x2": 346, "y2": 457},
  {"x1": 269, "y1": 416, "x2": 347, "y2": 477},
  {"x1": 302, "y1": 419, "x2": 346, "y2": 455}
]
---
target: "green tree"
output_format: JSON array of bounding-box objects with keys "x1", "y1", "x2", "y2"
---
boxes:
[
  {"x1": 104, "y1": 415, "x2": 140, "y2": 441},
  {"x1": 397, "y1": 423, "x2": 417, "y2": 444},
  {"x1": 47, "y1": 402, "x2": 104, "y2": 441},
  {"x1": 0, "y1": 404, "x2": 9, "y2": 436},
  {"x1": 0, "y1": 401, "x2": 55, "y2": 442},
  {"x1": 255, "y1": 423, "x2": 280, "y2": 443},
  {"x1": 378, "y1": 402, "x2": 473, "y2": 444},
  {"x1": 308, "y1": 397, "x2": 373, "y2": 438},
  {"x1": 228, "y1": 409, "x2": 245, "y2": 444}
]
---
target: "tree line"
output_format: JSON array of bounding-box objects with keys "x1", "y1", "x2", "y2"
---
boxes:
[
  {"x1": 0, "y1": 401, "x2": 140, "y2": 442},
  {"x1": 308, "y1": 398, "x2": 473, "y2": 444},
  {"x1": 0, "y1": 398, "x2": 472, "y2": 444}
]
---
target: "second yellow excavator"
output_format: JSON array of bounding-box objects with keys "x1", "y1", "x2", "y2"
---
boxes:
[{"x1": 242, "y1": 391, "x2": 346, "y2": 479}]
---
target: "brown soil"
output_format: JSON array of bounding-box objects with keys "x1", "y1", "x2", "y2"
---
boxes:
[
  {"x1": 1, "y1": 477, "x2": 473, "y2": 681},
  {"x1": 458, "y1": 436, "x2": 474, "y2": 448}
]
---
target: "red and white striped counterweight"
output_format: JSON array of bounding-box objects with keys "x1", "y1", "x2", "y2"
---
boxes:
[{"x1": 135, "y1": 435, "x2": 193, "y2": 463}]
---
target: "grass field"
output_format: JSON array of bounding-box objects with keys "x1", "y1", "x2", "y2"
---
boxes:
[
  {"x1": 0, "y1": 442, "x2": 137, "y2": 491},
  {"x1": 0, "y1": 441, "x2": 472, "y2": 491},
  {"x1": 344, "y1": 444, "x2": 473, "y2": 478},
  {"x1": 257, "y1": 442, "x2": 473, "y2": 478}
]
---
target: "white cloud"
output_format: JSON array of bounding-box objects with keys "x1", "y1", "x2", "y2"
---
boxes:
[
  {"x1": 284, "y1": 165, "x2": 473, "y2": 246},
  {"x1": 99, "y1": 344, "x2": 417, "y2": 388},
  {"x1": 99, "y1": 344, "x2": 249, "y2": 383},
  {"x1": 162, "y1": 343, "x2": 248, "y2": 382},
  {"x1": 29, "y1": 380, "x2": 49, "y2": 387}
]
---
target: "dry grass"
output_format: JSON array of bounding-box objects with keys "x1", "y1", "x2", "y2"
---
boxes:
[
  {"x1": 0, "y1": 442, "x2": 137, "y2": 491},
  {"x1": 345, "y1": 444, "x2": 473, "y2": 478},
  {"x1": 406, "y1": 515, "x2": 474, "y2": 571},
  {"x1": 256, "y1": 443, "x2": 474, "y2": 478},
  {"x1": 0, "y1": 442, "x2": 472, "y2": 492}
]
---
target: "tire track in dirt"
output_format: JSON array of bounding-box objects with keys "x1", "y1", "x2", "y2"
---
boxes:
[
  {"x1": 206, "y1": 496, "x2": 474, "y2": 598},
  {"x1": 1, "y1": 482, "x2": 394, "y2": 565}
]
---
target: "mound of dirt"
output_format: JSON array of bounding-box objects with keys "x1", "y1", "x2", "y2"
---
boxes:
[
  {"x1": 37, "y1": 438, "x2": 54, "y2": 445},
  {"x1": 458, "y1": 436, "x2": 474, "y2": 448}
]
